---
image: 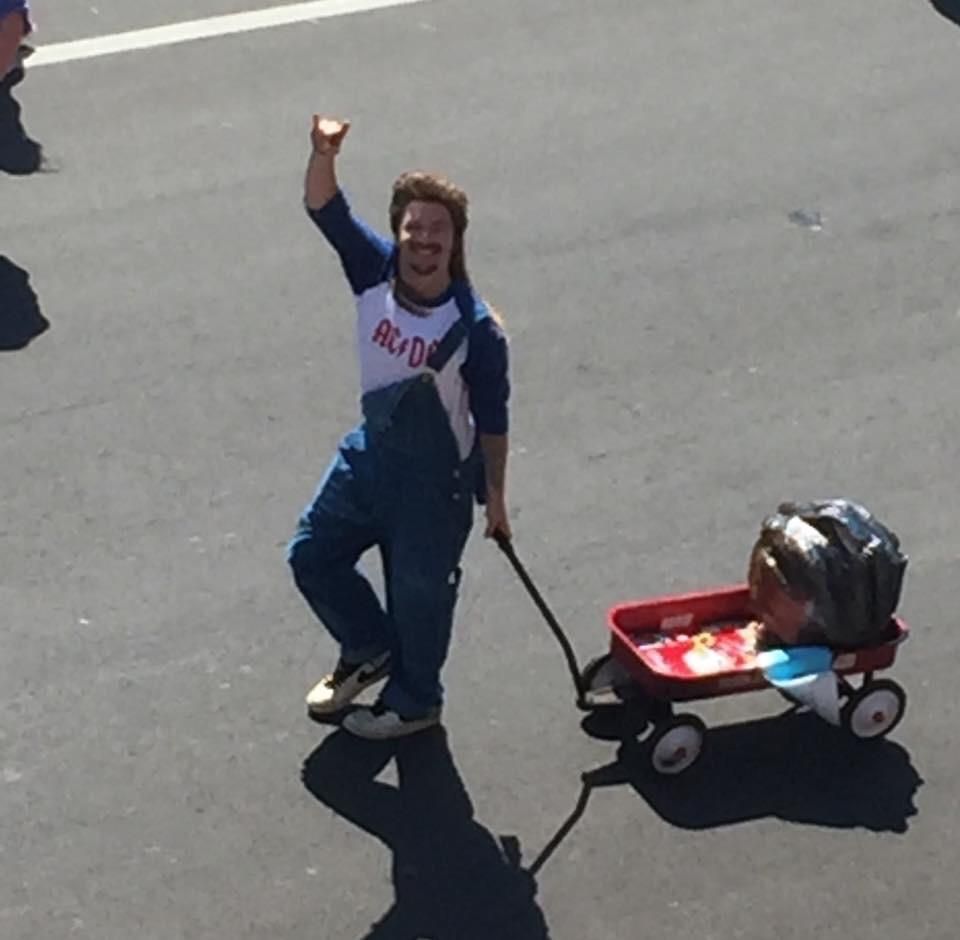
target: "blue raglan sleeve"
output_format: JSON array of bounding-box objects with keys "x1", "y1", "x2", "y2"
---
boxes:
[
  {"x1": 306, "y1": 189, "x2": 394, "y2": 296},
  {"x1": 462, "y1": 310, "x2": 510, "y2": 435}
]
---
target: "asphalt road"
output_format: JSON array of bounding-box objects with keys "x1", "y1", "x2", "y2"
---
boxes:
[{"x1": 3, "y1": 1, "x2": 960, "y2": 937}]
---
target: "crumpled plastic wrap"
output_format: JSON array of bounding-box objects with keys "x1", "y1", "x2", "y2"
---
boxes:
[{"x1": 748, "y1": 498, "x2": 908, "y2": 649}]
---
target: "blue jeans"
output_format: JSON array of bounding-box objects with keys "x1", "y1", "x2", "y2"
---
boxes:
[{"x1": 288, "y1": 378, "x2": 479, "y2": 719}]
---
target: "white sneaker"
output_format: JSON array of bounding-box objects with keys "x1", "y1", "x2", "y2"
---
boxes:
[
  {"x1": 342, "y1": 700, "x2": 441, "y2": 740},
  {"x1": 305, "y1": 652, "x2": 390, "y2": 716}
]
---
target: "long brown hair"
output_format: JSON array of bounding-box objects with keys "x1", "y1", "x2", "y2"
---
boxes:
[{"x1": 389, "y1": 171, "x2": 470, "y2": 282}]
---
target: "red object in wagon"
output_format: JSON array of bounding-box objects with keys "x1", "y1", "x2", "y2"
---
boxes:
[{"x1": 607, "y1": 583, "x2": 909, "y2": 703}]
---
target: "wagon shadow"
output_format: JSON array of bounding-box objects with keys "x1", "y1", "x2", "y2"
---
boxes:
[
  {"x1": 531, "y1": 710, "x2": 921, "y2": 873},
  {"x1": 609, "y1": 711, "x2": 920, "y2": 833}
]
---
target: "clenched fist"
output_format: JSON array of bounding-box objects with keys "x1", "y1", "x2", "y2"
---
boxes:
[{"x1": 311, "y1": 116, "x2": 350, "y2": 156}]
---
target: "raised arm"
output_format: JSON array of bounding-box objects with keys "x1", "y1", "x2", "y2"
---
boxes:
[
  {"x1": 305, "y1": 116, "x2": 346, "y2": 210},
  {"x1": 304, "y1": 116, "x2": 394, "y2": 296}
]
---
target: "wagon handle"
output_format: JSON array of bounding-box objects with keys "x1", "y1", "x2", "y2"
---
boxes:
[{"x1": 493, "y1": 531, "x2": 587, "y2": 703}]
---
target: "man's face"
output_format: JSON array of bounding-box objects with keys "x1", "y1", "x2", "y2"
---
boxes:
[{"x1": 396, "y1": 200, "x2": 456, "y2": 300}]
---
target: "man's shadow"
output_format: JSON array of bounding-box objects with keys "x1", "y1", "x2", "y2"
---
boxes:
[
  {"x1": 0, "y1": 255, "x2": 48, "y2": 350},
  {"x1": 530, "y1": 709, "x2": 922, "y2": 874},
  {"x1": 0, "y1": 65, "x2": 43, "y2": 176},
  {"x1": 301, "y1": 726, "x2": 552, "y2": 940},
  {"x1": 930, "y1": 0, "x2": 960, "y2": 27}
]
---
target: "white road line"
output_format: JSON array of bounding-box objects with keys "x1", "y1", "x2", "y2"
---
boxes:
[{"x1": 29, "y1": 0, "x2": 429, "y2": 67}]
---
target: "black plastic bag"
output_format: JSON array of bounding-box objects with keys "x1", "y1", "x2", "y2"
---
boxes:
[{"x1": 749, "y1": 499, "x2": 908, "y2": 649}]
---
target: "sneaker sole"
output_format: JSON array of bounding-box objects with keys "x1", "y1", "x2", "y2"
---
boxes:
[{"x1": 342, "y1": 711, "x2": 442, "y2": 740}]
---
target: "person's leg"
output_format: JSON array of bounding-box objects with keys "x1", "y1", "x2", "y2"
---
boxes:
[
  {"x1": 0, "y1": 12, "x2": 25, "y2": 81},
  {"x1": 0, "y1": 13, "x2": 43, "y2": 176},
  {"x1": 344, "y1": 472, "x2": 474, "y2": 737},
  {"x1": 380, "y1": 529, "x2": 468, "y2": 716},
  {"x1": 288, "y1": 445, "x2": 393, "y2": 714}
]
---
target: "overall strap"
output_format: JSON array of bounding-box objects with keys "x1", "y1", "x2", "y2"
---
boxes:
[
  {"x1": 425, "y1": 318, "x2": 468, "y2": 372},
  {"x1": 425, "y1": 282, "x2": 475, "y2": 372}
]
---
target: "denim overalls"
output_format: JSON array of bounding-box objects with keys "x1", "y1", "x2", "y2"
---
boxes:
[{"x1": 288, "y1": 316, "x2": 482, "y2": 720}]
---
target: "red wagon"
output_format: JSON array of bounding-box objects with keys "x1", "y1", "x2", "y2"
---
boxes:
[{"x1": 495, "y1": 536, "x2": 910, "y2": 776}]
